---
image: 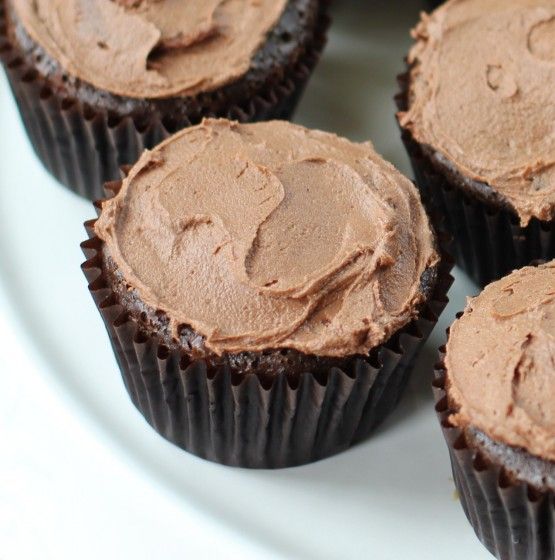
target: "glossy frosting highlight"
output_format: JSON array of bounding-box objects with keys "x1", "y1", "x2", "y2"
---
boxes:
[
  {"x1": 447, "y1": 262, "x2": 555, "y2": 461},
  {"x1": 399, "y1": 0, "x2": 555, "y2": 225},
  {"x1": 9, "y1": 0, "x2": 287, "y2": 98},
  {"x1": 95, "y1": 119, "x2": 438, "y2": 357}
]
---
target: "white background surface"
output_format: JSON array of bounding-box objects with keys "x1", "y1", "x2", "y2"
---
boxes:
[{"x1": 0, "y1": 1, "x2": 492, "y2": 558}]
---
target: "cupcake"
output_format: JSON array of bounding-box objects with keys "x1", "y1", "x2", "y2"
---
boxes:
[
  {"x1": 81, "y1": 118, "x2": 451, "y2": 468},
  {"x1": 435, "y1": 261, "x2": 555, "y2": 559},
  {"x1": 396, "y1": 0, "x2": 555, "y2": 287},
  {"x1": 0, "y1": 0, "x2": 329, "y2": 200}
]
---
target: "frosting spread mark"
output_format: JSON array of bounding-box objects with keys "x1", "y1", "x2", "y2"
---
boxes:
[
  {"x1": 528, "y1": 16, "x2": 555, "y2": 61},
  {"x1": 95, "y1": 119, "x2": 438, "y2": 357},
  {"x1": 400, "y1": 0, "x2": 555, "y2": 225},
  {"x1": 10, "y1": 0, "x2": 288, "y2": 98}
]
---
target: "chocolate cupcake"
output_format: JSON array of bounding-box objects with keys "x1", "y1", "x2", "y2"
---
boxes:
[
  {"x1": 435, "y1": 261, "x2": 555, "y2": 559},
  {"x1": 397, "y1": 0, "x2": 555, "y2": 287},
  {"x1": 0, "y1": 0, "x2": 329, "y2": 200},
  {"x1": 81, "y1": 118, "x2": 451, "y2": 468}
]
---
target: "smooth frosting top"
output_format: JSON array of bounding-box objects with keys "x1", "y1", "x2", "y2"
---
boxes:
[
  {"x1": 95, "y1": 119, "x2": 439, "y2": 357},
  {"x1": 9, "y1": 0, "x2": 287, "y2": 98},
  {"x1": 447, "y1": 261, "x2": 555, "y2": 461},
  {"x1": 399, "y1": 0, "x2": 555, "y2": 225}
]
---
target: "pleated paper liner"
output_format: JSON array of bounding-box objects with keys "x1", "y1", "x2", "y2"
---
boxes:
[
  {"x1": 80, "y1": 178, "x2": 453, "y2": 469},
  {"x1": 395, "y1": 73, "x2": 555, "y2": 288},
  {"x1": 0, "y1": 0, "x2": 330, "y2": 201},
  {"x1": 434, "y1": 345, "x2": 555, "y2": 560}
]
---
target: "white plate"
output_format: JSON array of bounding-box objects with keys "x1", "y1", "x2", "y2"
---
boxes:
[{"x1": 0, "y1": 1, "x2": 492, "y2": 559}]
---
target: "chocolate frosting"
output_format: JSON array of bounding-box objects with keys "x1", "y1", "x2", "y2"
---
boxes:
[
  {"x1": 399, "y1": 0, "x2": 555, "y2": 225},
  {"x1": 447, "y1": 261, "x2": 555, "y2": 461},
  {"x1": 95, "y1": 119, "x2": 438, "y2": 357},
  {"x1": 9, "y1": 0, "x2": 287, "y2": 98}
]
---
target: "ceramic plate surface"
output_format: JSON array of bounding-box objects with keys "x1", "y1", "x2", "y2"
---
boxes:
[{"x1": 0, "y1": 1, "x2": 491, "y2": 558}]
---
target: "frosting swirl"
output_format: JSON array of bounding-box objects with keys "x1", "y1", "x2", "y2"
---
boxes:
[
  {"x1": 9, "y1": 0, "x2": 287, "y2": 98},
  {"x1": 447, "y1": 261, "x2": 555, "y2": 461},
  {"x1": 399, "y1": 0, "x2": 555, "y2": 225},
  {"x1": 95, "y1": 119, "x2": 438, "y2": 357}
]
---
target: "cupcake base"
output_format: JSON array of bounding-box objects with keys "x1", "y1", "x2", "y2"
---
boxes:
[
  {"x1": 396, "y1": 78, "x2": 555, "y2": 288},
  {"x1": 434, "y1": 354, "x2": 555, "y2": 560},
  {"x1": 0, "y1": 0, "x2": 330, "y2": 201},
  {"x1": 81, "y1": 180, "x2": 453, "y2": 469}
]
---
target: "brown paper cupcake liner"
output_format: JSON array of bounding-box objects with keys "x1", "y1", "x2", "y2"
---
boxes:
[
  {"x1": 395, "y1": 75, "x2": 555, "y2": 288},
  {"x1": 80, "y1": 179, "x2": 453, "y2": 469},
  {"x1": 0, "y1": 0, "x2": 329, "y2": 201},
  {"x1": 434, "y1": 349, "x2": 555, "y2": 560}
]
